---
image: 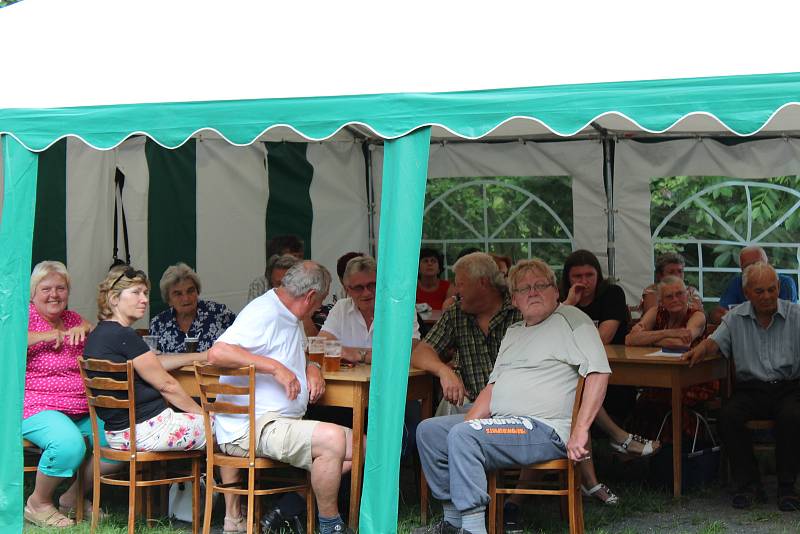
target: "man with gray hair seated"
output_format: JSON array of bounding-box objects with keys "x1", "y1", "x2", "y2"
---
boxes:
[
  {"x1": 209, "y1": 261, "x2": 356, "y2": 534},
  {"x1": 411, "y1": 252, "x2": 521, "y2": 412},
  {"x1": 414, "y1": 259, "x2": 610, "y2": 534},
  {"x1": 684, "y1": 262, "x2": 800, "y2": 511}
]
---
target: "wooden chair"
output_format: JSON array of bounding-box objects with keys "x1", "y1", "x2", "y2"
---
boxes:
[
  {"x1": 487, "y1": 376, "x2": 586, "y2": 534},
  {"x1": 22, "y1": 439, "x2": 85, "y2": 523},
  {"x1": 78, "y1": 357, "x2": 203, "y2": 534},
  {"x1": 194, "y1": 363, "x2": 314, "y2": 534}
]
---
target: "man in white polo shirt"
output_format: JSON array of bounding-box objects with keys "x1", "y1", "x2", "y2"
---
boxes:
[
  {"x1": 414, "y1": 259, "x2": 611, "y2": 534},
  {"x1": 209, "y1": 261, "x2": 354, "y2": 534}
]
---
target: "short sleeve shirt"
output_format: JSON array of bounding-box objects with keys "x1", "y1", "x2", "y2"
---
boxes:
[
  {"x1": 423, "y1": 293, "x2": 522, "y2": 400},
  {"x1": 24, "y1": 304, "x2": 88, "y2": 419},
  {"x1": 711, "y1": 299, "x2": 800, "y2": 383},
  {"x1": 576, "y1": 284, "x2": 629, "y2": 345},
  {"x1": 321, "y1": 297, "x2": 420, "y2": 348},
  {"x1": 213, "y1": 290, "x2": 309, "y2": 444},
  {"x1": 719, "y1": 273, "x2": 798, "y2": 309},
  {"x1": 149, "y1": 299, "x2": 235, "y2": 353},
  {"x1": 489, "y1": 305, "x2": 612, "y2": 444},
  {"x1": 83, "y1": 321, "x2": 168, "y2": 431}
]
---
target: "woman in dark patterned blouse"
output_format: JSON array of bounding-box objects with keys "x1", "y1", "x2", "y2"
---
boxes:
[{"x1": 149, "y1": 263, "x2": 235, "y2": 353}]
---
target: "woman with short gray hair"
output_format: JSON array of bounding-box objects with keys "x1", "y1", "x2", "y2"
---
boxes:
[{"x1": 149, "y1": 262, "x2": 235, "y2": 353}]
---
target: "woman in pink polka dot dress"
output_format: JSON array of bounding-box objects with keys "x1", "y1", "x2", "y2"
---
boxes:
[{"x1": 23, "y1": 261, "x2": 115, "y2": 529}]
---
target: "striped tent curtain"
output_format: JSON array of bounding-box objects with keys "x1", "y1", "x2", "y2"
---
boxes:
[{"x1": 31, "y1": 137, "x2": 369, "y2": 325}]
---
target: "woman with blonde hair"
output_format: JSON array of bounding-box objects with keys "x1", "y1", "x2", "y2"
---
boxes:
[
  {"x1": 23, "y1": 261, "x2": 113, "y2": 528},
  {"x1": 83, "y1": 267, "x2": 207, "y2": 452}
]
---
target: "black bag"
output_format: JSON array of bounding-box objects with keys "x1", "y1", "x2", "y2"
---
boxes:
[
  {"x1": 649, "y1": 409, "x2": 721, "y2": 492},
  {"x1": 110, "y1": 167, "x2": 131, "y2": 270}
]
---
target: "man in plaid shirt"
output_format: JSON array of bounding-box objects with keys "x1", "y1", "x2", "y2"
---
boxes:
[{"x1": 411, "y1": 252, "x2": 521, "y2": 410}]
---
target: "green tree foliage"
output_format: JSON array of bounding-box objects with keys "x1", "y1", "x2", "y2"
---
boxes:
[
  {"x1": 421, "y1": 176, "x2": 573, "y2": 276},
  {"x1": 651, "y1": 176, "x2": 800, "y2": 299}
]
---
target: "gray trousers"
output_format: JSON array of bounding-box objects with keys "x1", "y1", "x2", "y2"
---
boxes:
[{"x1": 416, "y1": 414, "x2": 566, "y2": 514}]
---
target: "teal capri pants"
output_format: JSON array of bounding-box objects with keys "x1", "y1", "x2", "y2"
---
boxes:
[{"x1": 22, "y1": 410, "x2": 111, "y2": 478}]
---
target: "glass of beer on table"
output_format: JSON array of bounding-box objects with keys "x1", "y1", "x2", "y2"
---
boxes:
[
  {"x1": 323, "y1": 340, "x2": 342, "y2": 372},
  {"x1": 307, "y1": 336, "x2": 325, "y2": 366}
]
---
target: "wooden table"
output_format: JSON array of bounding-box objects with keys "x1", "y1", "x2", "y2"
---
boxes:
[
  {"x1": 605, "y1": 345, "x2": 729, "y2": 497},
  {"x1": 173, "y1": 364, "x2": 434, "y2": 530}
]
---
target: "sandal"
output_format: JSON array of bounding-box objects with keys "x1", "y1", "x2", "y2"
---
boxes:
[
  {"x1": 24, "y1": 505, "x2": 75, "y2": 528},
  {"x1": 581, "y1": 483, "x2": 619, "y2": 505},
  {"x1": 224, "y1": 515, "x2": 248, "y2": 533},
  {"x1": 610, "y1": 433, "x2": 660, "y2": 457},
  {"x1": 58, "y1": 498, "x2": 107, "y2": 520}
]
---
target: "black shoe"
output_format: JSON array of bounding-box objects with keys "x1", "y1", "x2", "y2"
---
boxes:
[
  {"x1": 261, "y1": 506, "x2": 302, "y2": 534},
  {"x1": 330, "y1": 524, "x2": 355, "y2": 534},
  {"x1": 731, "y1": 485, "x2": 767, "y2": 509},
  {"x1": 411, "y1": 520, "x2": 472, "y2": 534}
]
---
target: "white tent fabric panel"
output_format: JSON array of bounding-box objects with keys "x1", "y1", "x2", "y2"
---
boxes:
[
  {"x1": 115, "y1": 137, "x2": 151, "y2": 328},
  {"x1": 195, "y1": 140, "x2": 269, "y2": 313},
  {"x1": 65, "y1": 138, "x2": 117, "y2": 322},
  {"x1": 614, "y1": 137, "x2": 800, "y2": 303},
  {"x1": 307, "y1": 142, "x2": 369, "y2": 299},
  {"x1": 372, "y1": 141, "x2": 607, "y2": 267}
]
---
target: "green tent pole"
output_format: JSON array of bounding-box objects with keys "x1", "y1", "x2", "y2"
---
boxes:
[
  {"x1": 0, "y1": 135, "x2": 38, "y2": 533},
  {"x1": 360, "y1": 127, "x2": 431, "y2": 533}
]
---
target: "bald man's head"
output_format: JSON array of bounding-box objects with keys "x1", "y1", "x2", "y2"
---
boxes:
[{"x1": 740, "y1": 246, "x2": 769, "y2": 271}]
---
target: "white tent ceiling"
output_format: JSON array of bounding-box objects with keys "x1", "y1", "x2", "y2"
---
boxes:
[{"x1": 2, "y1": 0, "x2": 800, "y2": 109}]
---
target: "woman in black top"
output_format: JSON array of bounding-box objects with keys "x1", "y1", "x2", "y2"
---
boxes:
[
  {"x1": 84, "y1": 267, "x2": 207, "y2": 452},
  {"x1": 559, "y1": 250, "x2": 660, "y2": 504}
]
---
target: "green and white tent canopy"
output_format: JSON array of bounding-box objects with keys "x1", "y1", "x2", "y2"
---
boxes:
[{"x1": 4, "y1": 1, "x2": 800, "y2": 532}]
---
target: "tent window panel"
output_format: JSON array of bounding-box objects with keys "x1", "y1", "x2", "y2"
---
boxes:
[
  {"x1": 650, "y1": 176, "x2": 800, "y2": 304},
  {"x1": 422, "y1": 176, "x2": 573, "y2": 280},
  {"x1": 31, "y1": 138, "x2": 67, "y2": 267}
]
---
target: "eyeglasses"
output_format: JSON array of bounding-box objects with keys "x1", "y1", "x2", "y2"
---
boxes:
[
  {"x1": 111, "y1": 267, "x2": 147, "y2": 290},
  {"x1": 347, "y1": 282, "x2": 376, "y2": 294},
  {"x1": 512, "y1": 282, "x2": 554, "y2": 295}
]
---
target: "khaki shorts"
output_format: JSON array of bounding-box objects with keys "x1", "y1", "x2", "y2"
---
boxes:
[{"x1": 221, "y1": 417, "x2": 320, "y2": 471}]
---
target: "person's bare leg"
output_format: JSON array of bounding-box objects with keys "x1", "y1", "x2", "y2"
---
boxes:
[
  {"x1": 220, "y1": 466, "x2": 243, "y2": 519},
  {"x1": 26, "y1": 472, "x2": 65, "y2": 513},
  {"x1": 594, "y1": 407, "x2": 659, "y2": 454},
  {"x1": 310, "y1": 423, "x2": 348, "y2": 518},
  {"x1": 340, "y1": 428, "x2": 354, "y2": 475},
  {"x1": 59, "y1": 456, "x2": 121, "y2": 510}
]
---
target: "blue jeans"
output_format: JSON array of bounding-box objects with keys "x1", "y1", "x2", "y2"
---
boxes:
[
  {"x1": 22, "y1": 410, "x2": 109, "y2": 478},
  {"x1": 416, "y1": 414, "x2": 566, "y2": 513}
]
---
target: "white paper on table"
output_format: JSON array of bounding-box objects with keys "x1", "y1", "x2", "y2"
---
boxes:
[{"x1": 646, "y1": 349, "x2": 685, "y2": 358}]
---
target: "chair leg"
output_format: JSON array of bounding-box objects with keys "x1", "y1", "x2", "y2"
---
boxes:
[
  {"x1": 487, "y1": 471, "x2": 497, "y2": 534},
  {"x1": 128, "y1": 461, "x2": 138, "y2": 534},
  {"x1": 75, "y1": 462, "x2": 84, "y2": 523},
  {"x1": 90, "y1": 458, "x2": 101, "y2": 534},
  {"x1": 247, "y1": 467, "x2": 255, "y2": 534},
  {"x1": 145, "y1": 463, "x2": 154, "y2": 525},
  {"x1": 306, "y1": 471, "x2": 315, "y2": 534},
  {"x1": 192, "y1": 458, "x2": 201, "y2": 534},
  {"x1": 202, "y1": 463, "x2": 214, "y2": 534}
]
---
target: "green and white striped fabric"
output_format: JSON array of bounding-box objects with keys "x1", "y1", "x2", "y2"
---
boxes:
[{"x1": 32, "y1": 137, "x2": 368, "y2": 325}]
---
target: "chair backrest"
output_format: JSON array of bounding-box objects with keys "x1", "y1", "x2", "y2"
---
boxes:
[
  {"x1": 194, "y1": 363, "x2": 256, "y2": 464},
  {"x1": 78, "y1": 357, "x2": 137, "y2": 456}
]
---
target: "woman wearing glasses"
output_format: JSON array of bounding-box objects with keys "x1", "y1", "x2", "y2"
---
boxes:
[
  {"x1": 83, "y1": 267, "x2": 207, "y2": 452},
  {"x1": 320, "y1": 255, "x2": 420, "y2": 363}
]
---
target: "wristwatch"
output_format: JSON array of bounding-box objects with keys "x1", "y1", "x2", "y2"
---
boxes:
[
  {"x1": 357, "y1": 349, "x2": 367, "y2": 363},
  {"x1": 308, "y1": 361, "x2": 322, "y2": 370}
]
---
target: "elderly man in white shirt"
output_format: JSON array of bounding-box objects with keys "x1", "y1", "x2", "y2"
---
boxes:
[
  {"x1": 320, "y1": 255, "x2": 420, "y2": 364},
  {"x1": 209, "y1": 261, "x2": 355, "y2": 534}
]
